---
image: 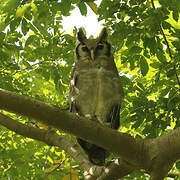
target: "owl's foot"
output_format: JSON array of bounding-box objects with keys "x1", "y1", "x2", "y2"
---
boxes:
[
  {"x1": 96, "y1": 118, "x2": 111, "y2": 128},
  {"x1": 104, "y1": 122, "x2": 111, "y2": 128}
]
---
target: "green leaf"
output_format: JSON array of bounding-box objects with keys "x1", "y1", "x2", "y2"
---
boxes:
[
  {"x1": 159, "y1": 0, "x2": 168, "y2": 6},
  {"x1": 0, "y1": 50, "x2": 9, "y2": 61},
  {"x1": 71, "y1": 0, "x2": 80, "y2": 3},
  {"x1": 34, "y1": 47, "x2": 49, "y2": 57},
  {"x1": 129, "y1": 46, "x2": 142, "y2": 54},
  {"x1": 143, "y1": 37, "x2": 157, "y2": 55},
  {"x1": 137, "y1": 82, "x2": 145, "y2": 90},
  {"x1": 139, "y1": 56, "x2": 149, "y2": 76},
  {"x1": 155, "y1": 71, "x2": 160, "y2": 82},
  {"x1": 0, "y1": 32, "x2": 5, "y2": 45},
  {"x1": 176, "y1": 161, "x2": 180, "y2": 170},
  {"x1": 10, "y1": 17, "x2": 21, "y2": 32},
  {"x1": 172, "y1": 39, "x2": 180, "y2": 51},
  {"x1": 77, "y1": 2, "x2": 87, "y2": 16},
  {"x1": 21, "y1": 18, "x2": 29, "y2": 35},
  {"x1": 173, "y1": 10, "x2": 179, "y2": 22},
  {"x1": 25, "y1": 35, "x2": 40, "y2": 47},
  {"x1": 132, "y1": 118, "x2": 143, "y2": 129},
  {"x1": 129, "y1": 58, "x2": 135, "y2": 70},
  {"x1": 24, "y1": 7, "x2": 32, "y2": 20},
  {"x1": 1, "y1": 0, "x2": 19, "y2": 13},
  {"x1": 59, "y1": 0, "x2": 72, "y2": 16},
  {"x1": 167, "y1": 68, "x2": 175, "y2": 77},
  {"x1": 167, "y1": 96, "x2": 180, "y2": 110},
  {"x1": 156, "y1": 50, "x2": 167, "y2": 63},
  {"x1": 150, "y1": 62, "x2": 161, "y2": 69},
  {"x1": 160, "y1": 88, "x2": 169, "y2": 97},
  {"x1": 87, "y1": 2, "x2": 98, "y2": 14},
  {"x1": 162, "y1": 21, "x2": 172, "y2": 29}
]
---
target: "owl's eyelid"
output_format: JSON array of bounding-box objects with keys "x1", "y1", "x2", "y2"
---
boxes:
[
  {"x1": 81, "y1": 44, "x2": 87, "y2": 47},
  {"x1": 98, "y1": 43, "x2": 104, "y2": 45},
  {"x1": 81, "y1": 46, "x2": 89, "y2": 51},
  {"x1": 96, "y1": 44, "x2": 104, "y2": 50}
]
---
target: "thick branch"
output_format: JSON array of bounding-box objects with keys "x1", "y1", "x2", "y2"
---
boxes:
[
  {"x1": 0, "y1": 88, "x2": 144, "y2": 166},
  {"x1": 0, "y1": 112, "x2": 136, "y2": 179},
  {"x1": 96, "y1": 159, "x2": 136, "y2": 180},
  {"x1": 0, "y1": 88, "x2": 180, "y2": 179},
  {"x1": 0, "y1": 112, "x2": 91, "y2": 170}
]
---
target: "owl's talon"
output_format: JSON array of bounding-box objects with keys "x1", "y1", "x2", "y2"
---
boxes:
[{"x1": 104, "y1": 122, "x2": 111, "y2": 128}]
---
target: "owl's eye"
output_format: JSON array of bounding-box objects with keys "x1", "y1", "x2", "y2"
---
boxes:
[
  {"x1": 97, "y1": 44, "x2": 104, "y2": 50},
  {"x1": 81, "y1": 46, "x2": 89, "y2": 52}
]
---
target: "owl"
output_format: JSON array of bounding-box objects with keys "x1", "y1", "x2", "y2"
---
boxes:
[{"x1": 69, "y1": 28, "x2": 124, "y2": 166}]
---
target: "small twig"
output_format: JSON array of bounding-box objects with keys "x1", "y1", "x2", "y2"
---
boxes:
[
  {"x1": 46, "y1": 159, "x2": 66, "y2": 176},
  {"x1": 11, "y1": 59, "x2": 54, "y2": 76},
  {"x1": 167, "y1": 173, "x2": 180, "y2": 178},
  {"x1": 151, "y1": 0, "x2": 180, "y2": 88}
]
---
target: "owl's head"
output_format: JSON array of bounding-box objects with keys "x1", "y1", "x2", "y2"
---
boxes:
[{"x1": 75, "y1": 28, "x2": 112, "y2": 61}]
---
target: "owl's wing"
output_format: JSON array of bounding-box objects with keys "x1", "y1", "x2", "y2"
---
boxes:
[
  {"x1": 69, "y1": 68, "x2": 78, "y2": 114},
  {"x1": 108, "y1": 79, "x2": 124, "y2": 130},
  {"x1": 108, "y1": 104, "x2": 121, "y2": 129}
]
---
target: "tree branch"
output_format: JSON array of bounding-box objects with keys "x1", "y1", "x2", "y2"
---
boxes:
[
  {"x1": 0, "y1": 112, "x2": 90, "y2": 169},
  {"x1": 0, "y1": 112, "x2": 136, "y2": 179},
  {"x1": 0, "y1": 88, "x2": 180, "y2": 179},
  {"x1": 96, "y1": 159, "x2": 136, "y2": 180},
  {"x1": 0, "y1": 88, "x2": 143, "y2": 166}
]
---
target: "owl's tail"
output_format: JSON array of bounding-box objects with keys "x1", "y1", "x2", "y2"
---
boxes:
[{"x1": 77, "y1": 138, "x2": 109, "y2": 166}]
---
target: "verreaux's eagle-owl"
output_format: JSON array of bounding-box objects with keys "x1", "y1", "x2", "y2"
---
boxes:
[{"x1": 69, "y1": 28, "x2": 124, "y2": 165}]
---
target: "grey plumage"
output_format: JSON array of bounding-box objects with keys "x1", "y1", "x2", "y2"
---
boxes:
[{"x1": 69, "y1": 28, "x2": 124, "y2": 165}]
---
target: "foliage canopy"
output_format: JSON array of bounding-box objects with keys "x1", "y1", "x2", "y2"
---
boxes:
[{"x1": 0, "y1": 0, "x2": 179, "y2": 179}]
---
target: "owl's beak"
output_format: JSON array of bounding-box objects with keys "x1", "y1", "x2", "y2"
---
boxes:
[{"x1": 90, "y1": 49, "x2": 94, "y2": 60}]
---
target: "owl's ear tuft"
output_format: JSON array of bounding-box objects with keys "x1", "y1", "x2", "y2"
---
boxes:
[
  {"x1": 77, "y1": 28, "x2": 87, "y2": 43},
  {"x1": 99, "y1": 28, "x2": 108, "y2": 42}
]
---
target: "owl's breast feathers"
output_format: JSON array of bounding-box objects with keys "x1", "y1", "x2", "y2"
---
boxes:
[{"x1": 69, "y1": 58, "x2": 124, "y2": 126}]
